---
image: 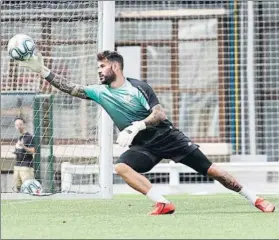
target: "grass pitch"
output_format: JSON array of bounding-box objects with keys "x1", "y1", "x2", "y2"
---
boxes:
[{"x1": 1, "y1": 194, "x2": 279, "y2": 239}]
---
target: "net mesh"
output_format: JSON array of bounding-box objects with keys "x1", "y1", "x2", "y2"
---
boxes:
[
  {"x1": 1, "y1": 1, "x2": 279, "y2": 195},
  {"x1": 1, "y1": 1, "x2": 100, "y2": 193},
  {"x1": 115, "y1": 2, "x2": 226, "y2": 152}
]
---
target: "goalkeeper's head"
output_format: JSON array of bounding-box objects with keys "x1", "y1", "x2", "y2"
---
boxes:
[{"x1": 97, "y1": 50, "x2": 124, "y2": 85}]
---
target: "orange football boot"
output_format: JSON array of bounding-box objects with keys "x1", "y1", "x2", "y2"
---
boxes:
[
  {"x1": 255, "y1": 198, "x2": 275, "y2": 212},
  {"x1": 148, "y1": 202, "x2": 176, "y2": 215}
]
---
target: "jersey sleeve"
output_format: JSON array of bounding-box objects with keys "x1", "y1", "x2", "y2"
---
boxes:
[
  {"x1": 25, "y1": 135, "x2": 35, "y2": 148},
  {"x1": 84, "y1": 85, "x2": 103, "y2": 103},
  {"x1": 137, "y1": 82, "x2": 160, "y2": 111}
]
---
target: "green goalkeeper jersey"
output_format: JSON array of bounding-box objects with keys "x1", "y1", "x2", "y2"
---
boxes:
[
  {"x1": 85, "y1": 77, "x2": 163, "y2": 131},
  {"x1": 84, "y1": 77, "x2": 184, "y2": 152}
]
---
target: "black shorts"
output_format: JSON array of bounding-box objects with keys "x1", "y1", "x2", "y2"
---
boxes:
[
  {"x1": 133, "y1": 127, "x2": 199, "y2": 162},
  {"x1": 116, "y1": 128, "x2": 212, "y2": 175}
]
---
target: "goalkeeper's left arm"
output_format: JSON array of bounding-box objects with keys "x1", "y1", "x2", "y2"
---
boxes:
[{"x1": 19, "y1": 52, "x2": 89, "y2": 99}]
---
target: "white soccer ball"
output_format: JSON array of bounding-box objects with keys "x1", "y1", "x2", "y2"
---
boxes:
[
  {"x1": 20, "y1": 179, "x2": 43, "y2": 195},
  {"x1": 7, "y1": 34, "x2": 36, "y2": 61}
]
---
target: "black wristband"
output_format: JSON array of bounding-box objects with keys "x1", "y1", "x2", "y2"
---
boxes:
[{"x1": 45, "y1": 71, "x2": 55, "y2": 81}]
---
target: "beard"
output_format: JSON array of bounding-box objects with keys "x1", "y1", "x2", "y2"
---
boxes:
[{"x1": 100, "y1": 67, "x2": 116, "y2": 85}]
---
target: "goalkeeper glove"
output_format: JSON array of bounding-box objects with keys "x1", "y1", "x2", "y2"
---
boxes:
[
  {"x1": 116, "y1": 121, "x2": 146, "y2": 147},
  {"x1": 19, "y1": 52, "x2": 50, "y2": 78}
]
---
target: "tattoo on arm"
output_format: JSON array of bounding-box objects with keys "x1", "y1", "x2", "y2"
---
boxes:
[
  {"x1": 143, "y1": 104, "x2": 166, "y2": 127},
  {"x1": 45, "y1": 72, "x2": 88, "y2": 99},
  {"x1": 213, "y1": 172, "x2": 242, "y2": 192}
]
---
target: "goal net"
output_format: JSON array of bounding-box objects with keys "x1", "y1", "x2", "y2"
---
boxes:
[
  {"x1": 1, "y1": 1, "x2": 279, "y2": 197},
  {"x1": 1, "y1": 1, "x2": 102, "y2": 195}
]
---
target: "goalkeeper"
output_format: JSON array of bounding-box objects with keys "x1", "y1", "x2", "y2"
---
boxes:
[{"x1": 19, "y1": 50, "x2": 275, "y2": 215}]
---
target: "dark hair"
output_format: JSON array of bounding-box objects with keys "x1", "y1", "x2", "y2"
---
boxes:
[
  {"x1": 14, "y1": 117, "x2": 25, "y2": 123},
  {"x1": 97, "y1": 50, "x2": 124, "y2": 70}
]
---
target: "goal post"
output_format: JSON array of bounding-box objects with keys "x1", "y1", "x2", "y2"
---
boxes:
[
  {"x1": 98, "y1": 1, "x2": 115, "y2": 199},
  {"x1": 33, "y1": 94, "x2": 55, "y2": 193}
]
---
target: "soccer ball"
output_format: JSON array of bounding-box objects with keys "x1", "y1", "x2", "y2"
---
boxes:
[
  {"x1": 20, "y1": 179, "x2": 43, "y2": 195},
  {"x1": 7, "y1": 34, "x2": 36, "y2": 61}
]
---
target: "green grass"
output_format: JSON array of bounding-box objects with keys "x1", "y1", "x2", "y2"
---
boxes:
[{"x1": 1, "y1": 194, "x2": 279, "y2": 239}]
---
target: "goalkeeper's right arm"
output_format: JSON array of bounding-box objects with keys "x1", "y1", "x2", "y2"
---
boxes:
[{"x1": 19, "y1": 52, "x2": 88, "y2": 99}]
